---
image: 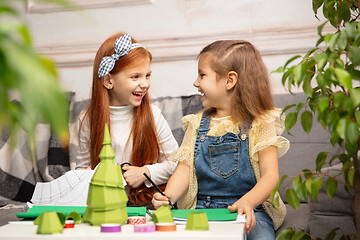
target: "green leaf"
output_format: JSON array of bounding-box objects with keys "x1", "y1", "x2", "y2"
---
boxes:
[
  {"x1": 328, "y1": 32, "x2": 339, "y2": 52},
  {"x1": 325, "y1": 177, "x2": 338, "y2": 199},
  {"x1": 348, "y1": 69, "x2": 360, "y2": 80},
  {"x1": 303, "y1": 77, "x2": 313, "y2": 97},
  {"x1": 337, "y1": 31, "x2": 347, "y2": 51},
  {"x1": 313, "y1": 0, "x2": 324, "y2": 15},
  {"x1": 336, "y1": 118, "x2": 347, "y2": 139},
  {"x1": 355, "y1": 111, "x2": 360, "y2": 126},
  {"x1": 276, "y1": 228, "x2": 294, "y2": 240},
  {"x1": 291, "y1": 231, "x2": 308, "y2": 240},
  {"x1": 325, "y1": 227, "x2": 339, "y2": 240},
  {"x1": 294, "y1": 64, "x2": 305, "y2": 85},
  {"x1": 324, "y1": 34, "x2": 333, "y2": 45},
  {"x1": 313, "y1": 53, "x2": 328, "y2": 71},
  {"x1": 284, "y1": 55, "x2": 302, "y2": 68},
  {"x1": 301, "y1": 111, "x2": 313, "y2": 134},
  {"x1": 317, "y1": 21, "x2": 327, "y2": 36},
  {"x1": 334, "y1": 68, "x2": 352, "y2": 90},
  {"x1": 346, "y1": 121, "x2": 359, "y2": 146},
  {"x1": 286, "y1": 189, "x2": 300, "y2": 210},
  {"x1": 349, "y1": 46, "x2": 360, "y2": 66},
  {"x1": 345, "y1": 22, "x2": 356, "y2": 38},
  {"x1": 318, "y1": 97, "x2": 329, "y2": 112},
  {"x1": 272, "y1": 66, "x2": 285, "y2": 74},
  {"x1": 305, "y1": 177, "x2": 313, "y2": 193},
  {"x1": 347, "y1": 168, "x2": 355, "y2": 187},
  {"x1": 311, "y1": 177, "x2": 323, "y2": 201},
  {"x1": 349, "y1": 88, "x2": 360, "y2": 107},
  {"x1": 285, "y1": 112, "x2": 297, "y2": 132},
  {"x1": 316, "y1": 152, "x2": 327, "y2": 172},
  {"x1": 282, "y1": 104, "x2": 297, "y2": 114}
]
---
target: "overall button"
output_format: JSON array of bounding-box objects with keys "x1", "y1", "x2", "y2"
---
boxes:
[
  {"x1": 241, "y1": 133, "x2": 247, "y2": 141},
  {"x1": 200, "y1": 135, "x2": 206, "y2": 142}
]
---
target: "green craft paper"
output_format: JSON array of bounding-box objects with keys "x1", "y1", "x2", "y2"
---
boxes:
[
  {"x1": 84, "y1": 207, "x2": 128, "y2": 226},
  {"x1": 152, "y1": 205, "x2": 174, "y2": 224},
  {"x1": 172, "y1": 208, "x2": 237, "y2": 221},
  {"x1": 36, "y1": 212, "x2": 63, "y2": 234},
  {"x1": 86, "y1": 183, "x2": 128, "y2": 209},
  {"x1": 185, "y1": 212, "x2": 209, "y2": 231},
  {"x1": 15, "y1": 206, "x2": 146, "y2": 219},
  {"x1": 84, "y1": 123, "x2": 128, "y2": 226},
  {"x1": 66, "y1": 211, "x2": 81, "y2": 224}
]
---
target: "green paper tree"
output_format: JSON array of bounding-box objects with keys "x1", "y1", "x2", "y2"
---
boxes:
[{"x1": 83, "y1": 123, "x2": 128, "y2": 226}]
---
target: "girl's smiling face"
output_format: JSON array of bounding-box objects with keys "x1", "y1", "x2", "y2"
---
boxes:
[
  {"x1": 106, "y1": 57, "x2": 151, "y2": 106},
  {"x1": 193, "y1": 54, "x2": 227, "y2": 109}
]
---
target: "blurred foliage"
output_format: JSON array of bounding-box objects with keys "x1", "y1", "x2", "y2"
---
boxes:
[
  {"x1": 0, "y1": 0, "x2": 74, "y2": 148},
  {"x1": 272, "y1": 0, "x2": 359, "y2": 239}
]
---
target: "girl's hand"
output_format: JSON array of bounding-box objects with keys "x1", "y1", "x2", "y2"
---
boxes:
[
  {"x1": 122, "y1": 165, "x2": 148, "y2": 188},
  {"x1": 151, "y1": 192, "x2": 170, "y2": 209},
  {"x1": 228, "y1": 199, "x2": 256, "y2": 234}
]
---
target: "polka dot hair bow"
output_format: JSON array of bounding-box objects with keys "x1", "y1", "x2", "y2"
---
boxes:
[{"x1": 98, "y1": 33, "x2": 143, "y2": 78}]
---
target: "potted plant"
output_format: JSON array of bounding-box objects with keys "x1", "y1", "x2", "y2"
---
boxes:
[
  {"x1": 272, "y1": 0, "x2": 360, "y2": 239},
  {"x1": 0, "y1": 0, "x2": 73, "y2": 149}
]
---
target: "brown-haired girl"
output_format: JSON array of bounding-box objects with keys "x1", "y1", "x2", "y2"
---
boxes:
[
  {"x1": 152, "y1": 40, "x2": 290, "y2": 239},
  {"x1": 70, "y1": 33, "x2": 178, "y2": 207}
]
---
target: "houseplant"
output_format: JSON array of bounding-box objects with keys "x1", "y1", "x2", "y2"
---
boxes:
[
  {"x1": 0, "y1": 0, "x2": 73, "y2": 149},
  {"x1": 273, "y1": 0, "x2": 360, "y2": 239}
]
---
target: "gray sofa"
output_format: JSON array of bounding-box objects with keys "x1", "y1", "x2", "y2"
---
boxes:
[{"x1": 0, "y1": 92, "x2": 356, "y2": 238}]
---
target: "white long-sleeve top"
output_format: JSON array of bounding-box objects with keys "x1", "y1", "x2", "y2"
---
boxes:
[{"x1": 69, "y1": 104, "x2": 178, "y2": 185}]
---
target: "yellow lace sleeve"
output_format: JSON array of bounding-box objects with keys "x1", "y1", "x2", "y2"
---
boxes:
[
  {"x1": 168, "y1": 113, "x2": 201, "y2": 166},
  {"x1": 249, "y1": 108, "x2": 290, "y2": 162}
]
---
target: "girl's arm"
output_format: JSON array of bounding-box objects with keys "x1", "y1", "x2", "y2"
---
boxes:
[
  {"x1": 152, "y1": 160, "x2": 190, "y2": 209},
  {"x1": 228, "y1": 145, "x2": 279, "y2": 233}
]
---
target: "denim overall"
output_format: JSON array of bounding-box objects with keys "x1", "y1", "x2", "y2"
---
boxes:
[{"x1": 194, "y1": 111, "x2": 275, "y2": 240}]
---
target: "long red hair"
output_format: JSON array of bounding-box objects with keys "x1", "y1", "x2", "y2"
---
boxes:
[{"x1": 81, "y1": 33, "x2": 160, "y2": 170}]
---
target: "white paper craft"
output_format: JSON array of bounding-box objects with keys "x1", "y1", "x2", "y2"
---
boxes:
[{"x1": 30, "y1": 170, "x2": 94, "y2": 206}]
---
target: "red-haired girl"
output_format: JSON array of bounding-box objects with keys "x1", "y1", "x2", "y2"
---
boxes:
[
  {"x1": 152, "y1": 40, "x2": 290, "y2": 239},
  {"x1": 70, "y1": 33, "x2": 178, "y2": 207}
]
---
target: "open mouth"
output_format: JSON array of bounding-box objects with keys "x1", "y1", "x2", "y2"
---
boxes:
[{"x1": 132, "y1": 91, "x2": 146, "y2": 98}]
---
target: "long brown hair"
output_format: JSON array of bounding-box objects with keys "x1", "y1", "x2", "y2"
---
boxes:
[
  {"x1": 199, "y1": 40, "x2": 274, "y2": 124},
  {"x1": 81, "y1": 33, "x2": 160, "y2": 170}
]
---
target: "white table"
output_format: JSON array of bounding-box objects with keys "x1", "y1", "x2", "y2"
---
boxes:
[{"x1": 0, "y1": 222, "x2": 245, "y2": 240}]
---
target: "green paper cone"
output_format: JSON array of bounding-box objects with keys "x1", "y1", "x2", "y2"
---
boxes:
[
  {"x1": 85, "y1": 207, "x2": 128, "y2": 226},
  {"x1": 36, "y1": 212, "x2": 63, "y2": 234},
  {"x1": 185, "y1": 212, "x2": 209, "y2": 231},
  {"x1": 152, "y1": 205, "x2": 174, "y2": 223},
  {"x1": 87, "y1": 183, "x2": 128, "y2": 209},
  {"x1": 84, "y1": 123, "x2": 128, "y2": 226}
]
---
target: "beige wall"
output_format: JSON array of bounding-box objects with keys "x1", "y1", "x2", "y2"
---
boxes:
[{"x1": 24, "y1": 0, "x2": 330, "y2": 99}]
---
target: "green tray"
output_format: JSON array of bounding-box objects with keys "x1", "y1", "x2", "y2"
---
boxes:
[
  {"x1": 172, "y1": 208, "x2": 237, "y2": 221},
  {"x1": 15, "y1": 206, "x2": 146, "y2": 219}
]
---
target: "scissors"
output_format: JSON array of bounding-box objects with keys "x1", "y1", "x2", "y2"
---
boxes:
[{"x1": 120, "y1": 162, "x2": 132, "y2": 172}]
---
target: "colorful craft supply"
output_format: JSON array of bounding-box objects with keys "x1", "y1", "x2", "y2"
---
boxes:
[
  {"x1": 100, "y1": 223, "x2": 122, "y2": 233},
  {"x1": 84, "y1": 124, "x2": 128, "y2": 226},
  {"x1": 36, "y1": 212, "x2": 63, "y2": 234},
  {"x1": 64, "y1": 220, "x2": 75, "y2": 229},
  {"x1": 128, "y1": 216, "x2": 146, "y2": 225},
  {"x1": 155, "y1": 223, "x2": 177, "y2": 231},
  {"x1": 152, "y1": 205, "x2": 174, "y2": 224},
  {"x1": 134, "y1": 223, "x2": 156, "y2": 232},
  {"x1": 185, "y1": 212, "x2": 209, "y2": 231}
]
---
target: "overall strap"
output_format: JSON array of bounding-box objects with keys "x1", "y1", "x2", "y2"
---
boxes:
[{"x1": 193, "y1": 110, "x2": 212, "y2": 160}]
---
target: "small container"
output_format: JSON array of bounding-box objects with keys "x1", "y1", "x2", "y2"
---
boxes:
[{"x1": 185, "y1": 212, "x2": 209, "y2": 231}]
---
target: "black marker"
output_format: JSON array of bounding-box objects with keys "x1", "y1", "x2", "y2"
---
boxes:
[{"x1": 143, "y1": 173, "x2": 176, "y2": 209}]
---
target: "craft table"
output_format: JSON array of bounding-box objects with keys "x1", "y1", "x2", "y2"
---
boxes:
[{"x1": 0, "y1": 222, "x2": 246, "y2": 240}]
